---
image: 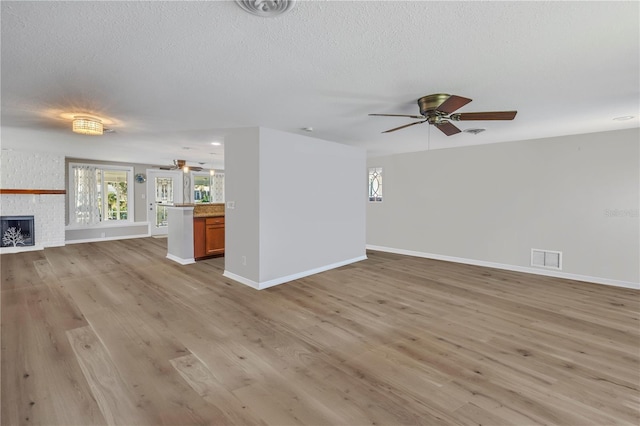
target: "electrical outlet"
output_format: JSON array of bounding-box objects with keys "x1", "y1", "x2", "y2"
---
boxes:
[{"x1": 226, "y1": 201, "x2": 235, "y2": 209}]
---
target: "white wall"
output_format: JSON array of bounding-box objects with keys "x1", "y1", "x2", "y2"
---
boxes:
[
  {"x1": 224, "y1": 127, "x2": 367, "y2": 289},
  {"x1": 0, "y1": 150, "x2": 66, "y2": 251},
  {"x1": 367, "y1": 128, "x2": 639, "y2": 288},
  {"x1": 258, "y1": 128, "x2": 367, "y2": 285},
  {"x1": 224, "y1": 127, "x2": 261, "y2": 283},
  {"x1": 64, "y1": 157, "x2": 155, "y2": 243},
  {"x1": 65, "y1": 157, "x2": 155, "y2": 223}
]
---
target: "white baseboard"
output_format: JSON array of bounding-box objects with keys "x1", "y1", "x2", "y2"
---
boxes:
[
  {"x1": 223, "y1": 255, "x2": 368, "y2": 290},
  {"x1": 0, "y1": 241, "x2": 74, "y2": 254},
  {"x1": 46, "y1": 242, "x2": 66, "y2": 248},
  {"x1": 366, "y1": 245, "x2": 639, "y2": 290},
  {"x1": 65, "y1": 233, "x2": 151, "y2": 245},
  {"x1": 65, "y1": 221, "x2": 151, "y2": 231},
  {"x1": 0, "y1": 244, "x2": 44, "y2": 254},
  {"x1": 166, "y1": 253, "x2": 195, "y2": 265},
  {"x1": 222, "y1": 271, "x2": 260, "y2": 289}
]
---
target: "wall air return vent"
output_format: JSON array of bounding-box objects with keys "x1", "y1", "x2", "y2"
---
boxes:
[{"x1": 531, "y1": 249, "x2": 562, "y2": 270}]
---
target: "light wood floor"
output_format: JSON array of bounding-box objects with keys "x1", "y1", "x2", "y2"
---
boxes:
[{"x1": 1, "y1": 238, "x2": 639, "y2": 426}]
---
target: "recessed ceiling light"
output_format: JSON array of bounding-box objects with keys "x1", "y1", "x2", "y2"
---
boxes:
[
  {"x1": 613, "y1": 116, "x2": 634, "y2": 121},
  {"x1": 302, "y1": 127, "x2": 314, "y2": 132},
  {"x1": 211, "y1": 142, "x2": 222, "y2": 146},
  {"x1": 182, "y1": 146, "x2": 192, "y2": 150}
]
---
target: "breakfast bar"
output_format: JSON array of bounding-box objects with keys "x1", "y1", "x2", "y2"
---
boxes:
[{"x1": 166, "y1": 203, "x2": 225, "y2": 264}]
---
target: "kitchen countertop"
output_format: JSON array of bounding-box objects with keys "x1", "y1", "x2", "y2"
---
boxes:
[
  {"x1": 171, "y1": 203, "x2": 225, "y2": 217},
  {"x1": 194, "y1": 203, "x2": 225, "y2": 218}
]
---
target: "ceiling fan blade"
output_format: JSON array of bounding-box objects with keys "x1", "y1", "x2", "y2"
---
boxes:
[
  {"x1": 369, "y1": 113, "x2": 425, "y2": 119},
  {"x1": 190, "y1": 167, "x2": 203, "y2": 172},
  {"x1": 452, "y1": 111, "x2": 517, "y2": 121},
  {"x1": 435, "y1": 121, "x2": 461, "y2": 136},
  {"x1": 436, "y1": 95, "x2": 472, "y2": 114},
  {"x1": 382, "y1": 120, "x2": 427, "y2": 133}
]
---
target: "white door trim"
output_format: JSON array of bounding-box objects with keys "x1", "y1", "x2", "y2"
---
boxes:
[{"x1": 146, "y1": 169, "x2": 183, "y2": 236}]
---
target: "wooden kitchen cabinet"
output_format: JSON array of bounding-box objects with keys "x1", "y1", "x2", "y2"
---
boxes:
[
  {"x1": 193, "y1": 217, "x2": 206, "y2": 259},
  {"x1": 193, "y1": 216, "x2": 224, "y2": 259},
  {"x1": 205, "y1": 217, "x2": 225, "y2": 256}
]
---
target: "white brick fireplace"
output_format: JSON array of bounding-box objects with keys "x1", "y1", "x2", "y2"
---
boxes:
[{"x1": 0, "y1": 150, "x2": 66, "y2": 253}]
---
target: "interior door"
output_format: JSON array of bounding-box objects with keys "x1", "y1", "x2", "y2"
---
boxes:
[{"x1": 146, "y1": 170, "x2": 183, "y2": 236}]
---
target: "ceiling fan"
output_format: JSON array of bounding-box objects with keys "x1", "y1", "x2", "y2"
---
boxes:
[
  {"x1": 369, "y1": 93, "x2": 517, "y2": 136},
  {"x1": 158, "y1": 159, "x2": 203, "y2": 172}
]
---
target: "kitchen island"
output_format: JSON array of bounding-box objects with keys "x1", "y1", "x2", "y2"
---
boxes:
[
  {"x1": 192, "y1": 203, "x2": 225, "y2": 260},
  {"x1": 166, "y1": 203, "x2": 225, "y2": 264}
]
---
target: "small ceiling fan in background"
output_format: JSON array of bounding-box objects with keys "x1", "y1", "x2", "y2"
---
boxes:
[
  {"x1": 157, "y1": 159, "x2": 203, "y2": 172},
  {"x1": 369, "y1": 93, "x2": 517, "y2": 136}
]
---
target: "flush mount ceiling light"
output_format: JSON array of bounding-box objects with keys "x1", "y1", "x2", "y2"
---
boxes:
[
  {"x1": 613, "y1": 116, "x2": 634, "y2": 121},
  {"x1": 72, "y1": 116, "x2": 103, "y2": 135},
  {"x1": 235, "y1": 0, "x2": 296, "y2": 17}
]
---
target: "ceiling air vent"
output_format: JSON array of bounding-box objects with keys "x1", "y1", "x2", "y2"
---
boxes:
[
  {"x1": 531, "y1": 249, "x2": 562, "y2": 270},
  {"x1": 235, "y1": 0, "x2": 296, "y2": 17},
  {"x1": 463, "y1": 128, "x2": 486, "y2": 135}
]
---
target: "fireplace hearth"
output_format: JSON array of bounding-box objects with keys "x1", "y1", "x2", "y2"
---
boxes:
[{"x1": 1, "y1": 216, "x2": 35, "y2": 247}]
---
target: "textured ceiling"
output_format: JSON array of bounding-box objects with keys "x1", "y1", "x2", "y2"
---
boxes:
[{"x1": 1, "y1": 1, "x2": 638, "y2": 169}]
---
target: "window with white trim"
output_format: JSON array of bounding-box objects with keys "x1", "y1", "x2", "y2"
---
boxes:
[
  {"x1": 68, "y1": 163, "x2": 134, "y2": 226},
  {"x1": 192, "y1": 172, "x2": 211, "y2": 203},
  {"x1": 368, "y1": 167, "x2": 383, "y2": 202},
  {"x1": 211, "y1": 172, "x2": 225, "y2": 202},
  {"x1": 192, "y1": 171, "x2": 224, "y2": 203}
]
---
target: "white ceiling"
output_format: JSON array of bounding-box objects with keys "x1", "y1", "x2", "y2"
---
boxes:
[{"x1": 1, "y1": 1, "x2": 638, "y2": 170}]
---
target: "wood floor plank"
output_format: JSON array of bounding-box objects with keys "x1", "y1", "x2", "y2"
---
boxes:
[
  {"x1": 283, "y1": 351, "x2": 454, "y2": 426},
  {"x1": 452, "y1": 401, "x2": 511, "y2": 426},
  {"x1": 0, "y1": 250, "x2": 48, "y2": 291},
  {"x1": 170, "y1": 353, "x2": 268, "y2": 426},
  {"x1": 2, "y1": 284, "x2": 105, "y2": 426},
  {"x1": 2, "y1": 240, "x2": 638, "y2": 425},
  {"x1": 82, "y1": 309, "x2": 228, "y2": 425},
  {"x1": 66, "y1": 326, "x2": 145, "y2": 425},
  {"x1": 550, "y1": 377, "x2": 640, "y2": 424},
  {"x1": 230, "y1": 381, "x2": 317, "y2": 426}
]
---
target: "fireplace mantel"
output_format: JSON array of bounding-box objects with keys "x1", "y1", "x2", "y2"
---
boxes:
[{"x1": 0, "y1": 189, "x2": 66, "y2": 195}]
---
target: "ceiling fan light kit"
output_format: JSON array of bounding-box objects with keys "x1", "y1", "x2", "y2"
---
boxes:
[
  {"x1": 158, "y1": 159, "x2": 204, "y2": 172},
  {"x1": 370, "y1": 93, "x2": 517, "y2": 136}
]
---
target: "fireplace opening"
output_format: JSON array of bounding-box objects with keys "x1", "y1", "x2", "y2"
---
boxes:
[{"x1": 1, "y1": 216, "x2": 35, "y2": 247}]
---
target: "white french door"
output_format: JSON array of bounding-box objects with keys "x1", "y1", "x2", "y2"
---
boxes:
[{"x1": 146, "y1": 170, "x2": 183, "y2": 236}]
